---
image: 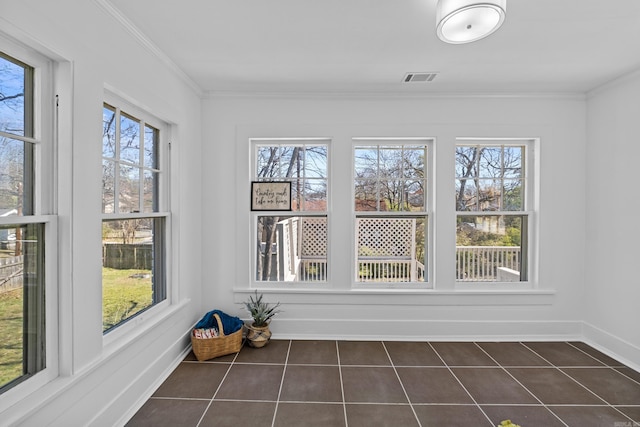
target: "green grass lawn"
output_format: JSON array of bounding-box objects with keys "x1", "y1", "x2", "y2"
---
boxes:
[
  {"x1": 0, "y1": 268, "x2": 153, "y2": 386},
  {"x1": 102, "y1": 267, "x2": 153, "y2": 332},
  {"x1": 0, "y1": 288, "x2": 23, "y2": 387}
]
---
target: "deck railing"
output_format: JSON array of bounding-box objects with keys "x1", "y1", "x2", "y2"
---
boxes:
[
  {"x1": 456, "y1": 246, "x2": 521, "y2": 281},
  {"x1": 286, "y1": 245, "x2": 521, "y2": 282},
  {"x1": 357, "y1": 257, "x2": 425, "y2": 282}
]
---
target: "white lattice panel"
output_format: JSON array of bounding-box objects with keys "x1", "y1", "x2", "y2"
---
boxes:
[
  {"x1": 301, "y1": 217, "x2": 327, "y2": 257},
  {"x1": 357, "y1": 218, "x2": 415, "y2": 257}
]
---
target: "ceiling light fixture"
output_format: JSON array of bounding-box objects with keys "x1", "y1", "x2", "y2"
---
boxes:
[{"x1": 436, "y1": 0, "x2": 506, "y2": 44}]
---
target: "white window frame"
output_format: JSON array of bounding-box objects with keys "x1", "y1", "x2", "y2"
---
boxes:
[
  {"x1": 250, "y1": 138, "x2": 330, "y2": 289},
  {"x1": 0, "y1": 34, "x2": 58, "y2": 401},
  {"x1": 101, "y1": 91, "x2": 171, "y2": 338},
  {"x1": 454, "y1": 138, "x2": 538, "y2": 290},
  {"x1": 236, "y1": 126, "x2": 549, "y2": 306},
  {"x1": 352, "y1": 138, "x2": 434, "y2": 290}
]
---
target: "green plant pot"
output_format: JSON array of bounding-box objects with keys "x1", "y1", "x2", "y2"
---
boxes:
[{"x1": 246, "y1": 324, "x2": 272, "y2": 348}]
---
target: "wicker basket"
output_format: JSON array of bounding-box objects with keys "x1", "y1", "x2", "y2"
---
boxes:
[{"x1": 191, "y1": 313, "x2": 243, "y2": 361}]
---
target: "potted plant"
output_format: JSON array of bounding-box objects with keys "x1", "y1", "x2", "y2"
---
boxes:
[{"x1": 242, "y1": 291, "x2": 281, "y2": 348}]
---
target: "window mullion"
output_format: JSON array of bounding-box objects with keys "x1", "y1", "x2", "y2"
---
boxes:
[
  {"x1": 113, "y1": 107, "x2": 121, "y2": 214},
  {"x1": 138, "y1": 120, "x2": 145, "y2": 213}
]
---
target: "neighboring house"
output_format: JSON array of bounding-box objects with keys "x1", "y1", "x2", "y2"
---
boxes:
[{"x1": 0, "y1": 209, "x2": 17, "y2": 249}]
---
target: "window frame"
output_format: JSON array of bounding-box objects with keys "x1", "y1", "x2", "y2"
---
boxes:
[
  {"x1": 0, "y1": 35, "x2": 58, "y2": 397},
  {"x1": 250, "y1": 138, "x2": 330, "y2": 288},
  {"x1": 101, "y1": 92, "x2": 170, "y2": 335},
  {"x1": 236, "y1": 125, "x2": 549, "y2": 307},
  {"x1": 352, "y1": 138, "x2": 434, "y2": 289},
  {"x1": 454, "y1": 138, "x2": 537, "y2": 288}
]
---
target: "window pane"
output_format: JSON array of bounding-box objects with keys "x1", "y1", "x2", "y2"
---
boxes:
[
  {"x1": 119, "y1": 164, "x2": 140, "y2": 213},
  {"x1": 456, "y1": 178, "x2": 478, "y2": 211},
  {"x1": 455, "y1": 146, "x2": 479, "y2": 177},
  {"x1": 102, "y1": 159, "x2": 115, "y2": 214},
  {"x1": 456, "y1": 215, "x2": 525, "y2": 282},
  {"x1": 0, "y1": 54, "x2": 27, "y2": 138},
  {"x1": 504, "y1": 179, "x2": 523, "y2": 210},
  {"x1": 456, "y1": 145, "x2": 525, "y2": 212},
  {"x1": 405, "y1": 180, "x2": 424, "y2": 210},
  {"x1": 403, "y1": 148, "x2": 426, "y2": 179},
  {"x1": 356, "y1": 216, "x2": 427, "y2": 283},
  {"x1": 503, "y1": 146, "x2": 523, "y2": 179},
  {"x1": 0, "y1": 223, "x2": 45, "y2": 390},
  {"x1": 102, "y1": 105, "x2": 116, "y2": 159},
  {"x1": 277, "y1": 147, "x2": 296, "y2": 178},
  {"x1": 478, "y1": 178, "x2": 502, "y2": 211},
  {"x1": 303, "y1": 146, "x2": 328, "y2": 179},
  {"x1": 379, "y1": 147, "x2": 404, "y2": 179},
  {"x1": 478, "y1": 147, "x2": 502, "y2": 178},
  {"x1": 256, "y1": 146, "x2": 278, "y2": 178},
  {"x1": 120, "y1": 113, "x2": 141, "y2": 165},
  {"x1": 292, "y1": 180, "x2": 326, "y2": 211},
  {"x1": 354, "y1": 147, "x2": 378, "y2": 177},
  {"x1": 0, "y1": 137, "x2": 27, "y2": 214},
  {"x1": 143, "y1": 124, "x2": 157, "y2": 169},
  {"x1": 142, "y1": 170, "x2": 157, "y2": 213},
  {"x1": 255, "y1": 143, "x2": 328, "y2": 212},
  {"x1": 255, "y1": 215, "x2": 327, "y2": 282},
  {"x1": 102, "y1": 218, "x2": 160, "y2": 332},
  {"x1": 354, "y1": 145, "x2": 427, "y2": 213},
  {"x1": 354, "y1": 178, "x2": 378, "y2": 211},
  {"x1": 379, "y1": 180, "x2": 425, "y2": 211}
]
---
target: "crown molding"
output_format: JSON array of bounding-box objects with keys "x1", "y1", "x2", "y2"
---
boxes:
[
  {"x1": 204, "y1": 89, "x2": 587, "y2": 101},
  {"x1": 587, "y1": 66, "x2": 640, "y2": 99},
  {"x1": 93, "y1": 0, "x2": 203, "y2": 98}
]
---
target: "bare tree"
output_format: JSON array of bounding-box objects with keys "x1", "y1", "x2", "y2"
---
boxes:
[
  {"x1": 254, "y1": 145, "x2": 329, "y2": 281},
  {"x1": 1, "y1": 56, "x2": 27, "y2": 256}
]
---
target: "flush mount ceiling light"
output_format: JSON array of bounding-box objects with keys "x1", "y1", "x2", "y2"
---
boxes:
[{"x1": 436, "y1": 0, "x2": 506, "y2": 44}]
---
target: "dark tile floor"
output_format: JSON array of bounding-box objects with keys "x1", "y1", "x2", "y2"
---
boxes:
[{"x1": 126, "y1": 341, "x2": 640, "y2": 427}]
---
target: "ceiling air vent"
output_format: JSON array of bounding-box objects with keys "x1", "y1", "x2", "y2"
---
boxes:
[{"x1": 403, "y1": 72, "x2": 438, "y2": 83}]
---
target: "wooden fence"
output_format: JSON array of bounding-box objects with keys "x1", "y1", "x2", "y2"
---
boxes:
[
  {"x1": 0, "y1": 255, "x2": 24, "y2": 293},
  {"x1": 102, "y1": 243, "x2": 152, "y2": 270}
]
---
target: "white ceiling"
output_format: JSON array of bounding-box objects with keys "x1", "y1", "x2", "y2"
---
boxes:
[{"x1": 106, "y1": 0, "x2": 640, "y2": 95}]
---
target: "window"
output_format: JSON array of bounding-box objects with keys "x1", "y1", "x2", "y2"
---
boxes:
[
  {"x1": 252, "y1": 140, "x2": 328, "y2": 283},
  {"x1": 0, "y1": 51, "x2": 48, "y2": 392},
  {"x1": 455, "y1": 142, "x2": 530, "y2": 282},
  {"x1": 354, "y1": 141, "x2": 430, "y2": 285},
  {"x1": 101, "y1": 99, "x2": 168, "y2": 332}
]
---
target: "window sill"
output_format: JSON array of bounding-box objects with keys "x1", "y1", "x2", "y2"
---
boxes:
[
  {"x1": 233, "y1": 287, "x2": 555, "y2": 306},
  {"x1": 102, "y1": 298, "x2": 190, "y2": 355}
]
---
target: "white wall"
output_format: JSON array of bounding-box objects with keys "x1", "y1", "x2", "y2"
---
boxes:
[
  {"x1": 585, "y1": 72, "x2": 640, "y2": 367},
  {"x1": 202, "y1": 94, "x2": 589, "y2": 342},
  {"x1": 0, "y1": 1, "x2": 203, "y2": 425},
  {"x1": 2, "y1": 0, "x2": 637, "y2": 423}
]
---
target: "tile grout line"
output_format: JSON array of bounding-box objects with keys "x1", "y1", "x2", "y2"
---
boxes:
[
  {"x1": 336, "y1": 341, "x2": 348, "y2": 427},
  {"x1": 566, "y1": 342, "x2": 640, "y2": 386},
  {"x1": 558, "y1": 343, "x2": 639, "y2": 425},
  {"x1": 473, "y1": 342, "x2": 569, "y2": 427},
  {"x1": 519, "y1": 342, "x2": 637, "y2": 425},
  {"x1": 195, "y1": 343, "x2": 243, "y2": 427},
  {"x1": 380, "y1": 341, "x2": 422, "y2": 427},
  {"x1": 270, "y1": 340, "x2": 292, "y2": 427},
  {"x1": 566, "y1": 342, "x2": 622, "y2": 367},
  {"x1": 517, "y1": 341, "x2": 593, "y2": 426},
  {"x1": 428, "y1": 343, "x2": 494, "y2": 427},
  {"x1": 133, "y1": 341, "x2": 640, "y2": 426}
]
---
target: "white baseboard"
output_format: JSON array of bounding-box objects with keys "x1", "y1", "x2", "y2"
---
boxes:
[
  {"x1": 106, "y1": 335, "x2": 192, "y2": 427},
  {"x1": 269, "y1": 318, "x2": 584, "y2": 342},
  {"x1": 582, "y1": 322, "x2": 640, "y2": 372}
]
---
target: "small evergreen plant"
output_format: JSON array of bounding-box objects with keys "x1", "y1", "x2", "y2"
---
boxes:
[{"x1": 243, "y1": 291, "x2": 281, "y2": 327}]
